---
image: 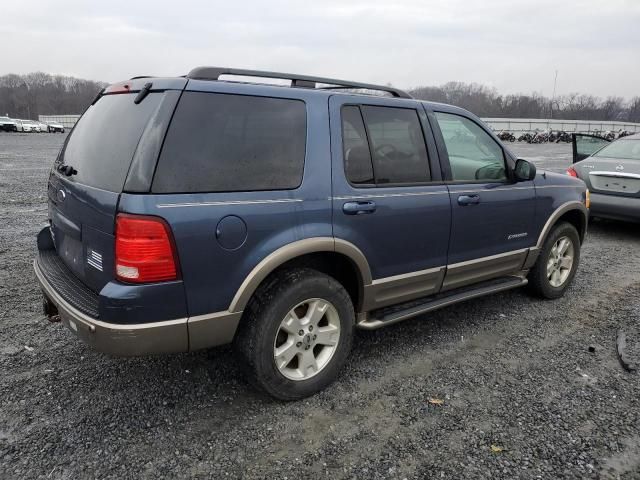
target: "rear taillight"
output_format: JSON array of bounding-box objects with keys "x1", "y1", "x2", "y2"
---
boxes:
[
  {"x1": 566, "y1": 166, "x2": 578, "y2": 178},
  {"x1": 115, "y1": 214, "x2": 179, "y2": 283}
]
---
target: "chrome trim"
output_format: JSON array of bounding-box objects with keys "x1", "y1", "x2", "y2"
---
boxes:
[
  {"x1": 442, "y1": 249, "x2": 529, "y2": 291},
  {"x1": 450, "y1": 186, "x2": 534, "y2": 194},
  {"x1": 87, "y1": 250, "x2": 103, "y2": 272},
  {"x1": 157, "y1": 198, "x2": 304, "y2": 208},
  {"x1": 535, "y1": 185, "x2": 583, "y2": 189},
  {"x1": 588, "y1": 171, "x2": 640, "y2": 179},
  {"x1": 332, "y1": 191, "x2": 448, "y2": 201},
  {"x1": 446, "y1": 248, "x2": 529, "y2": 270}
]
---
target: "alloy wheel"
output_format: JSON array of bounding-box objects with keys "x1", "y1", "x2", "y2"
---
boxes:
[
  {"x1": 273, "y1": 298, "x2": 341, "y2": 381},
  {"x1": 546, "y1": 236, "x2": 574, "y2": 288}
]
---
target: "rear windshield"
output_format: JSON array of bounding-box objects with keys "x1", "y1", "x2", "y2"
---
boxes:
[
  {"x1": 59, "y1": 93, "x2": 163, "y2": 192},
  {"x1": 594, "y1": 139, "x2": 640, "y2": 161},
  {"x1": 152, "y1": 92, "x2": 306, "y2": 193}
]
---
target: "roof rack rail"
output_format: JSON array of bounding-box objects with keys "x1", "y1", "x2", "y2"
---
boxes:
[{"x1": 186, "y1": 67, "x2": 412, "y2": 99}]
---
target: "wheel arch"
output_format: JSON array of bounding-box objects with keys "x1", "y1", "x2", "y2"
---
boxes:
[
  {"x1": 536, "y1": 201, "x2": 588, "y2": 248},
  {"x1": 228, "y1": 238, "x2": 372, "y2": 314}
]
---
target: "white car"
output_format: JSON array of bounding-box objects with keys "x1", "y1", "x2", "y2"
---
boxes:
[{"x1": 22, "y1": 120, "x2": 39, "y2": 132}]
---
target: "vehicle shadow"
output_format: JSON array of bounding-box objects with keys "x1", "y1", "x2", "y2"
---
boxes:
[{"x1": 588, "y1": 217, "x2": 640, "y2": 239}]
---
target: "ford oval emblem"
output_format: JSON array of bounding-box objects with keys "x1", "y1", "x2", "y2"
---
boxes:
[{"x1": 57, "y1": 189, "x2": 66, "y2": 203}]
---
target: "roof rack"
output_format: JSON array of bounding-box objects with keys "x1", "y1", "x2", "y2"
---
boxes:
[{"x1": 186, "y1": 67, "x2": 412, "y2": 99}]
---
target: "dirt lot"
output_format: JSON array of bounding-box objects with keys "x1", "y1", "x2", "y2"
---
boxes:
[{"x1": 1, "y1": 132, "x2": 639, "y2": 479}]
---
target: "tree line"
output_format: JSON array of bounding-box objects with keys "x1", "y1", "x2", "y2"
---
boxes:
[
  {"x1": 409, "y1": 82, "x2": 640, "y2": 123},
  {"x1": 0, "y1": 72, "x2": 638, "y2": 123},
  {"x1": 0, "y1": 72, "x2": 106, "y2": 120}
]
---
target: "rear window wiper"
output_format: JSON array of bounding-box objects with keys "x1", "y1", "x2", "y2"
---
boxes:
[{"x1": 134, "y1": 82, "x2": 153, "y2": 104}]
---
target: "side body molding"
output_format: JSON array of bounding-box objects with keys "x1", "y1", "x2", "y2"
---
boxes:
[
  {"x1": 228, "y1": 237, "x2": 372, "y2": 314},
  {"x1": 536, "y1": 201, "x2": 588, "y2": 248}
]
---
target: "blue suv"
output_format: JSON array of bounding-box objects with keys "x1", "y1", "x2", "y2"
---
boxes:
[{"x1": 35, "y1": 67, "x2": 589, "y2": 399}]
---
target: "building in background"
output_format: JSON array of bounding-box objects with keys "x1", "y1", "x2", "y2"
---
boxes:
[{"x1": 38, "y1": 115, "x2": 80, "y2": 130}]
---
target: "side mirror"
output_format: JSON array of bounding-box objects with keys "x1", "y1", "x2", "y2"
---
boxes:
[{"x1": 514, "y1": 158, "x2": 536, "y2": 182}]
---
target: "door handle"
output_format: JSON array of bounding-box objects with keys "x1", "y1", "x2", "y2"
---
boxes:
[
  {"x1": 457, "y1": 194, "x2": 480, "y2": 206},
  {"x1": 343, "y1": 201, "x2": 377, "y2": 215}
]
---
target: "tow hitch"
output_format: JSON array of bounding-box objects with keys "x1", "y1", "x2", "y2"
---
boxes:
[{"x1": 42, "y1": 296, "x2": 60, "y2": 322}]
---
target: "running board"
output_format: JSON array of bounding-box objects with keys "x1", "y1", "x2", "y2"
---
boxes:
[{"x1": 357, "y1": 276, "x2": 527, "y2": 330}]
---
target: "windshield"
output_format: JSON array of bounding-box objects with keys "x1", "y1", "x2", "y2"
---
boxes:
[{"x1": 594, "y1": 139, "x2": 640, "y2": 161}]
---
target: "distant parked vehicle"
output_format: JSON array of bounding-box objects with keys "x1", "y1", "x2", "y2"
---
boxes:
[
  {"x1": 0, "y1": 116, "x2": 18, "y2": 132},
  {"x1": 555, "y1": 131, "x2": 573, "y2": 143},
  {"x1": 497, "y1": 130, "x2": 516, "y2": 142},
  {"x1": 518, "y1": 132, "x2": 533, "y2": 143},
  {"x1": 617, "y1": 129, "x2": 633, "y2": 139},
  {"x1": 570, "y1": 133, "x2": 640, "y2": 222},
  {"x1": 22, "y1": 120, "x2": 40, "y2": 132},
  {"x1": 37, "y1": 122, "x2": 49, "y2": 133},
  {"x1": 47, "y1": 121, "x2": 65, "y2": 133},
  {"x1": 531, "y1": 130, "x2": 550, "y2": 143},
  {"x1": 13, "y1": 119, "x2": 25, "y2": 132}
]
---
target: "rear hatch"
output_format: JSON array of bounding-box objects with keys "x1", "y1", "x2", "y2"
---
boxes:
[
  {"x1": 48, "y1": 78, "x2": 186, "y2": 292},
  {"x1": 574, "y1": 138, "x2": 640, "y2": 197}
]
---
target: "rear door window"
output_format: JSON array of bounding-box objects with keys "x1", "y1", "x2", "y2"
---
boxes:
[
  {"x1": 152, "y1": 92, "x2": 306, "y2": 193},
  {"x1": 361, "y1": 106, "x2": 431, "y2": 184},
  {"x1": 340, "y1": 105, "x2": 431, "y2": 186},
  {"x1": 59, "y1": 93, "x2": 163, "y2": 192}
]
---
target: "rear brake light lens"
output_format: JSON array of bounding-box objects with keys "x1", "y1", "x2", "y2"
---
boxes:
[
  {"x1": 566, "y1": 166, "x2": 578, "y2": 178},
  {"x1": 115, "y1": 214, "x2": 179, "y2": 283},
  {"x1": 104, "y1": 82, "x2": 132, "y2": 94}
]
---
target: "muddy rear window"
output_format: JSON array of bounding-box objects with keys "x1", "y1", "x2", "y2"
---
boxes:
[
  {"x1": 152, "y1": 92, "x2": 306, "y2": 193},
  {"x1": 59, "y1": 93, "x2": 163, "y2": 192}
]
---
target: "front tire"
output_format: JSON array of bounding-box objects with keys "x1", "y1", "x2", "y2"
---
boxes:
[
  {"x1": 528, "y1": 222, "x2": 580, "y2": 299},
  {"x1": 234, "y1": 268, "x2": 355, "y2": 400}
]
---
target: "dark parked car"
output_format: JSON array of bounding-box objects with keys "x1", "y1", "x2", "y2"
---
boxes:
[
  {"x1": 569, "y1": 133, "x2": 640, "y2": 222},
  {"x1": 35, "y1": 68, "x2": 589, "y2": 399},
  {"x1": 0, "y1": 116, "x2": 17, "y2": 132},
  {"x1": 47, "y1": 121, "x2": 65, "y2": 133}
]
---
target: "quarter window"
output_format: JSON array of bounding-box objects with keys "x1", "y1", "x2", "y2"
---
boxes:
[
  {"x1": 341, "y1": 106, "x2": 374, "y2": 185},
  {"x1": 434, "y1": 112, "x2": 506, "y2": 182},
  {"x1": 153, "y1": 92, "x2": 306, "y2": 193},
  {"x1": 341, "y1": 105, "x2": 431, "y2": 185}
]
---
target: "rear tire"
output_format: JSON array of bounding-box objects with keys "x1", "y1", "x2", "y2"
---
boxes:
[
  {"x1": 527, "y1": 222, "x2": 580, "y2": 299},
  {"x1": 234, "y1": 268, "x2": 354, "y2": 400}
]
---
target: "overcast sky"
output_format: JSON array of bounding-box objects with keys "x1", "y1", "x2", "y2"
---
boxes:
[{"x1": 2, "y1": 0, "x2": 639, "y2": 98}]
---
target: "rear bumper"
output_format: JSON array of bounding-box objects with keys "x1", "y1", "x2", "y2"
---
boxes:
[
  {"x1": 590, "y1": 193, "x2": 640, "y2": 222},
  {"x1": 35, "y1": 256, "x2": 243, "y2": 356},
  {"x1": 35, "y1": 258, "x2": 189, "y2": 355}
]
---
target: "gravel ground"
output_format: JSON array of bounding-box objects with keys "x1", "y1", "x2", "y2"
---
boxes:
[{"x1": 1, "y1": 133, "x2": 639, "y2": 479}]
